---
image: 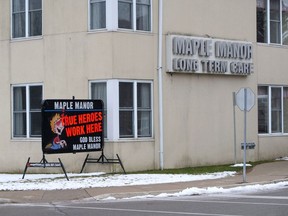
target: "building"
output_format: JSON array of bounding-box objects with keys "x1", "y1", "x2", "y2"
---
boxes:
[{"x1": 1, "y1": 0, "x2": 288, "y2": 173}]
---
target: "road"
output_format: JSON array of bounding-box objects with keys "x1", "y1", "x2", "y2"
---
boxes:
[{"x1": 1, "y1": 187, "x2": 288, "y2": 216}]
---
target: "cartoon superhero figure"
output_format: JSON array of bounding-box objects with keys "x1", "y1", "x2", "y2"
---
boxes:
[{"x1": 45, "y1": 113, "x2": 67, "y2": 150}]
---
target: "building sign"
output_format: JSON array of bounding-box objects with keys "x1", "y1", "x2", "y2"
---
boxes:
[
  {"x1": 42, "y1": 99, "x2": 104, "y2": 154},
  {"x1": 166, "y1": 35, "x2": 253, "y2": 75}
]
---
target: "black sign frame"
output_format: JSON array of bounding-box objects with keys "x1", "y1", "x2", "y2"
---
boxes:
[{"x1": 42, "y1": 99, "x2": 104, "y2": 154}]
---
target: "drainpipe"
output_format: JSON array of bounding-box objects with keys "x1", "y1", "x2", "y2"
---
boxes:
[{"x1": 158, "y1": 0, "x2": 164, "y2": 170}]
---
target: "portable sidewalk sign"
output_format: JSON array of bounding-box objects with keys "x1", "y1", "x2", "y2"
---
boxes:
[
  {"x1": 22, "y1": 98, "x2": 125, "y2": 180},
  {"x1": 235, "y1": 87, "x2": 255, "y2": 182},
  {"x1": 23, "y1": 99, "x2": 104, "y2": 180}
]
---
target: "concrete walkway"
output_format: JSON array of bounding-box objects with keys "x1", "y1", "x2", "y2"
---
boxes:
[{"x1": 0, "y1": 160, "x2": 288, "y2": 204}]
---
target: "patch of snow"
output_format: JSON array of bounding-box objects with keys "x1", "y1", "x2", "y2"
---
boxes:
[
  {"x1": 0, "y1": 172, "x2": 235, "y2": 191},
  {"x1": 230, "y1": 163, "x2": 252, "y2": 167},
  {"x1": 123, "y1": 181, "x2": 288, "y2": 200}
]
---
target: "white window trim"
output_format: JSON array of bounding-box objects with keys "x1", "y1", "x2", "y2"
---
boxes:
[
  {"x1": 109, "y1": 0, "x2": 119, "y2": 31},
  {"x1": 259, "y1": 0, "x2": 284, "y2": 45},
  {"x1": 267, "y1": 0, "x2": 271, "y2": 43},
  {"x1": 269, "y1": 86, "x2": 284, "y2": 134},
  {"x1": 11, "y1": 83, "x2": 43, "y2": 140},
  {"x1": 10, "y1": 0, "x2": 43, "y2": 40},
  {"x1": 88, "y1": 0, "x2": 152, "y2": 32},
  {"x1": 118, "y1": 0, "x2": 153, "y2": 32},
  {"x1": 118, "y1": 80, "x2": 153, "y2": 140},
  {"x1": 108, "y1": 80, "x2": 120, "y2": 140},
  {"x1": 89, "y1": 79, "x2": 153, "y2": 141},
  {"x1": 259, "y1": 85, "x2": 288, "y2": 135}
]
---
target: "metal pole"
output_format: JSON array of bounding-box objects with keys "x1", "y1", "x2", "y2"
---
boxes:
[
  {"x1": 158, "y1": 0, "x2": 164, "y2": 170},
  {"x1": 233, "y1": 92, "x2": 237, "y2": 164},
  {"x1": 243, "y1": 88, "x2": 247, "y2": 182}
]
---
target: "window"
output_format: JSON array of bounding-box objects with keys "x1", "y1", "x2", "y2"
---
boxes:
[
  {"x1": 258, "y1": 86, "x2": 288, "y2": 134},
  {"x1": 12, "y1": 0, "x2": 42, "y2": 38},
  {"x1": 118, "y1": 0, "x2": 133, "y2": 29},
  {"x1": 119, "y1": 81, "x2": 152, "y2": 138},
  {"x1": 89, "y1": 0, "x2": 151, "y2": 31},
  {"x1": 137, "y1": 82, "x2": 152, "y2": 137},
  {"x1": 91, "y1": 82, "x2": 107, "y2": 138},
  {"x1": 90, "y1": 80, "x2": 153, "y2": 140},
  {"x1": 257, "y1": 0, "x2": 288, "y2": 45},
  {"x1": 136, "y1": 0, "x2": 151, "y2": 31},
  {"x1": 12, "y1": 84, "x2": 43, "y2": 138},
  {"x1": 90, "y1": 0, "x2": 106, "y2": 29},
  {"x1": 118, "y1": 0, "x2": 151, "y2": 31},
  {"x1": 119, "y1": 82, "x2": 134, "y2": 137}
]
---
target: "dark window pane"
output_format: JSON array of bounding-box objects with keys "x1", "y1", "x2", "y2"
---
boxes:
[
  {"x1": 270, "y1": 0, "x2": 281, "y2": 43},
  {"x1": 30, "y1": 112, "x2": 41, "y2": 136},
  {"x1": 118, "y1": 0, "x2": 133, "y2": 29},
  {"x1": 30, "y1": 86, "x2": 42, "y2": 110},
  {"x1": 13, "y1": 13, "x2": 25, "y2": 38},
  {"x1": 270, "y1": 0, "x2": 280, "y2": 20},
  {"x1": 258, "y1": 86, "x2": 269, "y2": 133},
  {"x1": 29, "y1": 0, "x2": 42, "y2": 10},
  {"x1": 29, "y1": 10, "x2": 42, "y2": 36},
  {"x1": 284, "y1": 87, "x2": 288, "y2": 133},
  {"x1": 257, "y1": 0, "x2": 267, "y2": 42},
  {"x1": 119, "y1": 82, "x2": 134, "y2": 138},
  {"x1": 30, "y1": 86, "x2": 42, "y2": 136},
  {"x1": 13, "y1": 0, "x2": 25, "y2": 12},
  {"x1": 13, "y1": 87, "x2": 26, "y2": 111},
  {"x1": 119, "y1": 111, "x2": 133, "y2": 138},
  {"x1": 282, "y1": 1, "x2": 288, "y2": 44},
  {"x1": 270, "y1": 20, "x2": 281, "y2": 43},
  {"x1": 119, "y1": 82, "x2": 133, "y2": 108},
  {"x1": 271, "y1": 87, "x2": 282, "y2": 133}
]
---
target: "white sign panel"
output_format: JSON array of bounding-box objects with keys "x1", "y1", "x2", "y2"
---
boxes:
[{"x1": 166, "y1": 35, "x2": 254, "y2": 76}]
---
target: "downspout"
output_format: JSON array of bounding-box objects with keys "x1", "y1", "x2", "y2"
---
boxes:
[{"x1": 158, "y1": 0, "x2": 164, "y2": 170}]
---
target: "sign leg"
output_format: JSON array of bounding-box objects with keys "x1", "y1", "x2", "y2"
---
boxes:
[
  {"x1": 80, "y1": 154, "x2": 90, "y2": 173},
  {"x1": 22, "y1": 157, "x2": 31, "y2": 179},
  {"x1": 116, "y1": 154, "x2": 126, "y2": 174},
  {"x1": 58, "y1": 158, "x2": 69, "y2": 181}
]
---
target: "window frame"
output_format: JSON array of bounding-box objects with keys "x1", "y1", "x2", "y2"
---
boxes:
[
  {"x1": 89, "y1": 79, "x2": 153, "y2": 141},
  {"x1": 11, "y1": 83, "x2": 43, "y2": 139},
  {"x1": 11, "y1": 0, "x2": 43, "y2": 39},
  {"x1": 88, "y1": 0, "x2": 107, "y2": 31},
  {"x1": 88, "y1": 0, "x2": 152, "y2": 32},
  {"x1": 257, "y1": 0, "x2": 288, "y2": 45},
  {"x1": 89, "y1": 81, "x2": 108, "y2": 138},
  {"x1": 258, "y1": 85, "x2": 288, "y2": 135}
]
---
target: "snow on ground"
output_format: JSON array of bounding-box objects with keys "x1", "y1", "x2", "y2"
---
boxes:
[
  {"x1": 230, "y1": 163, "x2": 252, "y2": 167},
  {"x1": 0, "y1": 172, "x2": 235, "y2": 191},
  {"x1": 276, "y1": 156, "x2": 288, "y2": 161},
  {"x1": 120, "y1": 181, "x2": 288, "y2": 201},
  {"x1": 1, "y1": 158, "x2": 288, "y2": 200},
  {"x1": 1, "y1": 170, "x2": 288, "y2": 200}
]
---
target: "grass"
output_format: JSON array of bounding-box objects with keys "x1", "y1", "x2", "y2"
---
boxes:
[
  {"x1": 132, "y1": 165, "x2": 242, "y2": 175},
  {"x1": 129, "y1": 160, "x2": 276, "y2": 175}
]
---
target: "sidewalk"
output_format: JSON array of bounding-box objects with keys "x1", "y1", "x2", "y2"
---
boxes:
[{"x1": 0, "y1": 160, "x2": 288, "y2": 204}]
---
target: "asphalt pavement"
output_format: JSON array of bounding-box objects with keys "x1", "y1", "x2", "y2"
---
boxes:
[{"x1": 0, "y1": 160, "x2": 288, "y2": 204}]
